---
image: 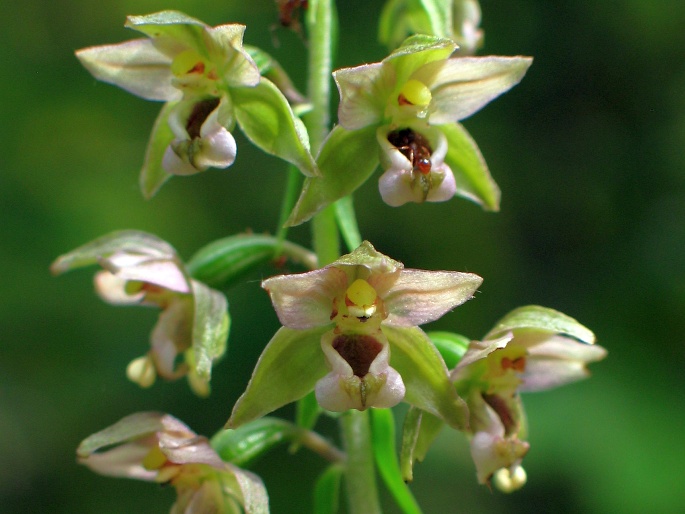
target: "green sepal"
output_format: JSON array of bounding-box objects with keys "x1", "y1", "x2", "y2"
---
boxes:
[
  {"x1": 140, "y1": 101, "x2": 175, "y2": 199},
  {"x1": 186, "y1": 234, "x2": 317, "y2": 289},
  {"x1": 371, "y1": 409, "x2": 423, "y2": 514},
  {"x1": 244, "y1": 45, "x2": 310, "y2": 112},
  {"x1": 334, "y1": 196, "x2": 363, "y2": 252},
  {"x1": 399, "y1": 407, "x2": 445, "y2": 482},
  {"x1": 286, "y1": 125, "x2": 379, "y2": 226},
  {"x1": 227, "y1": 326, "x2": 330, "y2": 429},
  {"x1": 50, "y1": 230, "x2": 178, "y2": 275},
  {"x1": 384, "y1": 34, "x2": 455, "y2": 90},
  {"x1": 484, "y1": 305, "x2": 596, "y2": 345},
  {"x1": 440, "y1": 122, "x2": 500, "y2": 211},
  {"x1": 232, "y1": 78, "x2": 319, "y2": 177},
  {"x1": 125, "y1": 11, "x2": 209, "y2": 56},
  {"x1": 426, "y1": 331, "x2": 471, "y2": 369},
  {"x1": 211, "y1": 417, "x2": 299, "y2": 467},
  {"x1": 313, "y1": 464, "x2": 344, "y2": 514},
  {"x1": 191, "y1": 280, "x2": 230, "y2": 382},
  {"x1": 384, "y1": 325, "x2": 468, "y2": 429}
]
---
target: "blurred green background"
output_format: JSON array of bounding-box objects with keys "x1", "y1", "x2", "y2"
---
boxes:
[{"x1": 2, "y1": 0, "x2": 684, "y2": 512}]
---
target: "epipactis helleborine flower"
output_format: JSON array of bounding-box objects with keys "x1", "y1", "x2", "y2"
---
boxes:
[
  {"x1": 451, "y1": 305, "x2": 607, "y2": 488},
  {"x1": 77, "y1": 412, "x2": 268, "y2": 513},
  {"x1": 50, "y1": 230, "x2": 229, "y2": 397},
  {"x1": 76, "y1": 10, "x2": 317, "y2": 197},
  {"x1": 287, "y1": 35, "x2": 531, "y2": 225},
  {"x1": 227, "y1": 241, "x2": 481, "y2": 429}
]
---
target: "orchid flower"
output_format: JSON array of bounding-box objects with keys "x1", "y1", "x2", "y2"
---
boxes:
[
  {"x1": 455, "y1": 306, "x2": 607, "y2": 488},
  {"x1": 76, "y1": 10, "x2": 317, "y2": 197},
  {"x1": 51, "y1": 230, "x2": 229, "y2": 397},
  {"x1": 401, "y1": 306, "x2": 606, "y2": 490},
  {"x1": 287, "y1": 35, "x2": 531, "y2": 225},
  {"x1": 227, "y1": 241, "x2": 481, "y2": 430},
  {"x1": 77, "y1": 412, "x2": 268, "y2": 513}
]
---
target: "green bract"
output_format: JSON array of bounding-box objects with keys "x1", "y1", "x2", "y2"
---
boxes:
[
  {"x1": 77, "y1": 412, "x2": 269, "y2": 513},
  {"x1": 51, "y1": 230, "x2": 230, "y2": 397},
  {"x1": 76, "y1": 10, "x2": 318, "y2": 198},
  {"x1": 228, "y1": 241, "x2": 481, "y2": 429},
  {"x1": 287, "y1": 35, "x2": 532, "y2": 225},
  {"x1": 379, "y1": 0, "x2": 484, "y2": 55}
]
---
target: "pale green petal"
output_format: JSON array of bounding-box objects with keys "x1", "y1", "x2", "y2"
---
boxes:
[
  {"x1": 334, "y1": 63, "x2": 392, "y2": 130},
  {"x1": 413, "y1": 56, "x2": 532, "y2": 123},
  {"x1": 76, "y1": 39, "x2": 179, "y2": 101}
]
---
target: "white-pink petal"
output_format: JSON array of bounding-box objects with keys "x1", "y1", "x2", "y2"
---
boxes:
[
  {"x1": 262, "y1": 266, "x2": 348, "y2": 329},
  {"x1": 383, "y1": 270, "x2": 483, "y2": 327}
]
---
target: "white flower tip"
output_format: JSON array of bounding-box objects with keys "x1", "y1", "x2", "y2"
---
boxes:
[
  {"x1": 493, "y1": 465, "x2": 527, "y2": 493},
  {"x1": 127, "y1": 355, "x2": 157, "y2": 388}
]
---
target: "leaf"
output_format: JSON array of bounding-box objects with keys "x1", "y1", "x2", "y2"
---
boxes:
[
  {"x1": 186, "y1": 234, "x2": 317, "y2": 288},
  {"x1": 384, "y1": 325, "x2": 468, "y2": 429},
  {"x1": 399, "y1": 407, "x2": 444, "y2": 482},
  {"x1": 227, "y1": 326, "x2": 330, "y2": 428},
  {"x1": 313, "y1": 464, "x2": 344, "y2": 514},
  {"x1": 484, "y1": 305, "x2": 596, "y2": 345},
  {"x1": 440, "y1": 122, "x2": 500, "y2": 211},
  {"x1": 371, "y1": 409, "x2": 423, "y2": 514},
  {"x1": 191, "y1": 280, "x2": 230, "y2": 381},
  {"x1": 211, "y1": 417, "x2": 298, "y2": 467},
  {"x1": 286, "y1": 125, "x2": 379, "y2": 226},
  {"x1": 426, "y1": 331, "x2": 471, "y2": 369},
  {"x1": 296, "y1": 391, "x2": 323, "y2": 431},
  {"x1": 140, "y1": 101, "x2": 176, "y2": 198},
  {"x1": 334, "y1": 196, "x2": 363, "y2": 252},
  {"x1": 232, "y1": 78, "x2": 319, "y2": 177}
]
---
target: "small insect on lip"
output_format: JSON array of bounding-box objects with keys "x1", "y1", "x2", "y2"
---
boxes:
[{"x1": 387, "y1": 128, "x2": 433, "y2": 175}]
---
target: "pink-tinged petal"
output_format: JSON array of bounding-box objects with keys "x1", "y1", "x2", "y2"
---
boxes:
[
  {"x1": 76, "y1": 39, "x2": 181, "y2": 102},
  {"x1": 519, "y1": 336, "x2": 608, "y2": 392},
  {"x1": 334, "y1": 63, "x2": 394, "y2": 130},
  {"x1": 451, "y1": 334, "x2": 513, "y2": 377},
  {"x1": 410, "y1": 56, "x2": 532, "y2": 124},
  {"x1": 163, "y1": 145, "x2": 198, "y2": 175},
  {"x1": 383, "y1": 269, "x2": 483, "y2": 326},
  {"x1": 150, "y1": 299, "x2": 192, "y2": 378},
  {"x1": 262, "y1": 267, "x2": 348, "y2": 329},
  {"x1": 195, "y1": 110, "x2": 237, "y2": 169},
  {"x1": 94, "y1": 270, "x2": 144, "y2": 305},
  {"x1": 158, "y1": 433, "x2": 225, "y2": 469},
  {"x1": 104, "y1": 251, "x2": 191, "y2": 293},
  {"x1": 378, "y1": 168, "x2": 420, "y2": 207},
  {"x1": 470, "y1": 430, "x2": 529, "y2": 485},
  {"x1": 79, "y1": 440, "x2": 158, "y2": 481}
]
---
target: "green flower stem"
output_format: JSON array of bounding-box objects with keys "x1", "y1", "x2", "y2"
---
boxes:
[
  {"x1": 340, "y1": 410, "x2": 383, "y2": 514},
  {"x1": 305, "y1": 2, "x2": 381, "y2": 513},
  {"x1": 276, "y1": 165, "x2": 302, "y2": 245}
]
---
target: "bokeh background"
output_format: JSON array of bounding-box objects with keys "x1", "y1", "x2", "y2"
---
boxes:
[{"x1": 2, "y1": 0, "x2": 684, "y2": 512}]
